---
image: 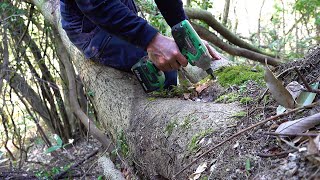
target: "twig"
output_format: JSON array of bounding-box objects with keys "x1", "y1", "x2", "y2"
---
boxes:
[
  {"x1": 261, "y1": 132, "x2": 319, "y2": 137},
  {"x1": 173, "y1": 101, "x2": 320, "y2": 178},
  {"x1": 16, "y1": 5, "x2": 34, "y2": 48},
  {"x1": 61, "y1": 172, "x2": 96, "y2": 178},
  {"x1": 308, "y1": 167, "x2": 320, "y2": 180},
  {"x1": 53, "y1": 149, "x2": 99, "y2": 180},
  {"x1": 257, "y1": 149, "x2": 297, "y2": 158},
  {"x1": 0, "y1": 171, "x2": 37, "y2": 179},
  {"x1": 280, "y1": 138, "x2": 300, "y2": 150},
  {"x1": 294, "y1": 67, "x2": 320, "y2": 94},
  {"x1": 80, "y1": 147, "x2": 111, "y2": 180}
]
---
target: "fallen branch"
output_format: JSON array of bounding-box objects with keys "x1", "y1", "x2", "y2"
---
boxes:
[
  {"x1": 191, "y1": 23, "x2": 281, "y2": 66},
  {"x1": 185, "y1": 8, "x2": 277, "y2": 58},
  {"x1": 257, "y1": 149, "x2": 297, "y2": 158},
  {"x1": 0, "y1": 171, "x2": 37, "y2": 179},
  {"x1": 53, "y1": 149, "x2": 99, "y2": 180},
  {"x1": 54, "y1": 29, "x2": 114, "y2": 149},
  {"x1": 174, "y1": 101, "x2": 320, "y2": 178},
  {"x1": 99, "y1": 156, "x2": 126, "y2": 180},
  {"x1": 294, "y1": 67, "x2": 320, "y2": 94}
]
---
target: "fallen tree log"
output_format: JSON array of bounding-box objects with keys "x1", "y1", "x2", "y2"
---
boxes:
[{"x1": 30, "y1": 0, "x2": 242, "y2": 178}]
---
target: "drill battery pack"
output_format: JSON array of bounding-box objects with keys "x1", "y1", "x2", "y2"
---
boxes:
[{"x1": 131, "y1": 57, "x2": 165, "y2": 93}]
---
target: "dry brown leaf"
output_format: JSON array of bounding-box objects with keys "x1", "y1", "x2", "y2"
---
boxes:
[
  {"x1": 264, "y1": 65, "x2": 295, "y2": 109},
  {"x1": 307, "y1": 135, "x2": 320, "y2": 165},
  {"x1": 307, "y1": 136, "x2": 318, "y2": 155},
  {"x1": 286, "y1": 81, "x2": 304, "y2": 99},
  {"x1": 276, "y1": 113, "x2": 320, "y2": 134},
  {"x1": 183, "y1": 93, "x2": 191, "y2": 100},
  {"x1": 189, "y1": 162, "x2": 207, "y2": 180},
  {"x1": 195, "y1": 84, "x2": 209, "y2": 94}
]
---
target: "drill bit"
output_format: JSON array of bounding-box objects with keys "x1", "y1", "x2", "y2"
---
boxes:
[{"x1": 206, "y1": 68, "x2": 215, "y2": 80}]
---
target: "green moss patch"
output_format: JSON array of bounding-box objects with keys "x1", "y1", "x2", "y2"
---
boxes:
[{"x1": 215, "y1": 65, "x2": 264, "y2": 87}]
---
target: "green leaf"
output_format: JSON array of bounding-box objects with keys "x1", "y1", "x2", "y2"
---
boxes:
[
  {"x1": 296, "y1": 82, "x2": 319, "y2": 107},
  {"x1": 45, "y1": 146, "x2": 61, "y2": 153},
  {"x1": 276, "y1": 105, "x2": 286, "y2": 115},
  {"x1": 245, "y1": 159, "x2": 251, "y2": 174},
  {"x1": 87, "y1": 91, "x2": 95, "y2": 97},
  {"x1": 54, "y1": 134, "x2": 63, "y2": 147},
  {"x1": 97, "y1": 175, "x2": 104, "y2": 180},
  {"x1": 0, "y1": 3, "x2": 9, "y2": 9}
]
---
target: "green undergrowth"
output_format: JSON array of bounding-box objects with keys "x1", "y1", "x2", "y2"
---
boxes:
[
  {"x1": 150, "y1": 80, "x2": 191, "y2": 97},
  {"x1": 214, "y1": 92, "x2": 253, "y2": 105},
  {"x1": 188, "y1": 128, "x2": 214, "y2": 152},
  {"x1": 215, "y1": 65, "x2": 264, "y2": 87}
]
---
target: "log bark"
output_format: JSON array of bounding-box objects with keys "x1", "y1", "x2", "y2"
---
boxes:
[{"x1": 31, "y1": 0, "x2": 242, "y2": 178}]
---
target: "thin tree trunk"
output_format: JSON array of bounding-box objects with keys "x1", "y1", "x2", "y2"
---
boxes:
[
  {"x1": 7, "y1": 16, "x2": 70, "y2": 140},
  {"x1": 257, "y1": 0, "x2": 266, "y2": 47},
  {"x1": 317, "y1": 24, "x2": 320, "y2": 44},
  {"x1": 222, "y1": 0, "x2": 231, "y2": 26},
  {"x1": 53, "y1": 29, "x2": 114, "y2": 149},
  {"x1": 0, "y1": 23, "x2": 15, "y2": 161},
  {"x1": 7, "y1": 69, "x2": 53, "y2": 130},
  {"x1": 186, "y1": 0, "x2": 191, "y2": 7}
]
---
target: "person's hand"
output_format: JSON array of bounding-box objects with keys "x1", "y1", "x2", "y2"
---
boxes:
[
  {"x1": 202, "y1": 40, "x2": 221, "y2": 61},
  {"x1": 146, "y1": 33, "x2": 188, "y2": 71}
]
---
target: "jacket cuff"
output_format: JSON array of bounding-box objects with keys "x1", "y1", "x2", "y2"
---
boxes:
[{"x1": 137, "y1": 24, "x2": 158, "y2": 50}]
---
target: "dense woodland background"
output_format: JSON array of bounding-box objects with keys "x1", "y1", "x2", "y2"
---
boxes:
[{"x1": 0, "y1": 0, "x2": 319, "y2": 179}]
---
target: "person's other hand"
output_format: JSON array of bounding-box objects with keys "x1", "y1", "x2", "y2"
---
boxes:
[
  {"x1": 146, "y1": 33, "x2": 188, "y2": 71},
  {"x1": 202, "y1": 40, "x2": 221, "y2": 61}
]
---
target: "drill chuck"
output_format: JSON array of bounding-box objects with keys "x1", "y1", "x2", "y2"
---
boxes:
[{"x1": 172, "y1": 20, "x2": 214, "y2": 77}]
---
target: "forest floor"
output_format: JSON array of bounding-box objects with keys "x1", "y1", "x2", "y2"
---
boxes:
[
  {"x1": 179, "y1": 46, "x2": 320, "y2": 180},
  {"x1": 0, "y1": 137, "x2": 106, "y2": 179},
  {"x1": 185, "y1": 81, "x2": 320, "y2": 180}
]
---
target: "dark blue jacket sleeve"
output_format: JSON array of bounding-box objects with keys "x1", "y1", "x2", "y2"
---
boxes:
[
  {"x1": 155, "y1": 0, "x2": 187, "y2": 27},
  {"x1": 74, "y1": 0, "x2": 158, "y2": 49}
]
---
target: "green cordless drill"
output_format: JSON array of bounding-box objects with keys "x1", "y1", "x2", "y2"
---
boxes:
[{"x1": 132, "y1": 20, "x2": 214, "y2": 93}]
